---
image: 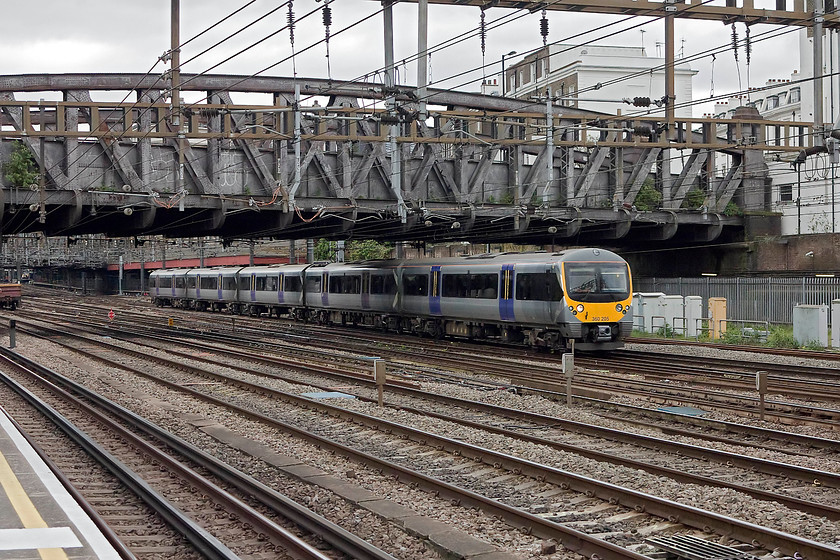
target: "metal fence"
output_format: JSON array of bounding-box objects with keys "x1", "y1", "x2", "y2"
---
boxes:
[{"x1": 633, "y1": 276, "x2": 840, "y2": 325}]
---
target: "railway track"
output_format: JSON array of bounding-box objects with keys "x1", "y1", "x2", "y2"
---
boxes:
[
  {"x1": 628, "y1": 335, "x2": 840, "y2": 362},
  {"x1": 0, "y1": 346, "x2": 397, "y2": 560},
  {"x1": 31, "y1": 299, "x2": 840, "y2": 428},
  {"x1": 12, "y1": 296, "x2": 840, "y2": 428},
  {"x1": 6, "y1": 312, "x2": 840, "y2": 559}
]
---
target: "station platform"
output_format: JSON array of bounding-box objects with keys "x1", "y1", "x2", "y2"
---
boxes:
[{"x1": 0, "y1": 407, "x2": 122, "y2": 560}]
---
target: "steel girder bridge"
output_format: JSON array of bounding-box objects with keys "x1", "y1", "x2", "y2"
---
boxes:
[
  {"x1": 2, "y1": 0, "x2": 838, "y2": 248},
  {"x1": 0, "y1": 72, "x2": 816, "y2": 247}
]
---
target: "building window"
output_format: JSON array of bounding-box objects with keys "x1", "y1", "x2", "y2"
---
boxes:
[
  {"x1": 789, "y1": 88, "x2": 800, "y2": 103},
  {"x1": 780, "y1": 184, "x2": 793, "y2": 202},
  {"x1": 765, "y1": 96, "x2": 779, "y2": 110}
]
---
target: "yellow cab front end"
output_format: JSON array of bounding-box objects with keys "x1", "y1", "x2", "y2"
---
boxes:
[{"x1": 560, "y1": 252, "x2": 633, "y2": 348}]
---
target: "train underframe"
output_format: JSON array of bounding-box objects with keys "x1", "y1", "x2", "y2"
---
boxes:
[{"x1": 298, "y1": 307, "x2": 624, "y2": 352}]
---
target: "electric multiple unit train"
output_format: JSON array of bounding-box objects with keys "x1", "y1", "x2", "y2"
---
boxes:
[{"x1": 150, "y1": 247, "x2": 633, "y2": 351}]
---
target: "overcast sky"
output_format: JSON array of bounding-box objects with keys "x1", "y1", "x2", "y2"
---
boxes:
[{"x1": 0, "y1": 1, "x2": 804, "y2": 117}]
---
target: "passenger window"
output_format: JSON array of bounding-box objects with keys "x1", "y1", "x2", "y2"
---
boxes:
[
  {"x1": 284, "y1": 276, "x2": 302, "y2": 292},
  {"x1": 403, "y1": 274, "x2": 429, "y2": 296},
  {"x1": 515, "y1": 272, "x2": 563, "y2": 301},
  {"x1": 306, "y1": 275, "x2": 321, "y2": 293}
]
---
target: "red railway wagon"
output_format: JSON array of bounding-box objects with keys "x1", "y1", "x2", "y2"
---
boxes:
[{"x1": 0, "y1": 283, "x2": 21, "y2": 310}]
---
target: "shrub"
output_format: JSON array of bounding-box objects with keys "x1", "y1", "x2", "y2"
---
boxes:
[
  {"x1": 682, "y1": 189, "x2": 706, "y2": 210},
  {"x1": 723, "y1": 201, "x2": 743, "y2": 216},
  {"x1": 766, "y1": 327, "x2": 798, "y2": 349},
  {"x1": 635, "y1": 178, "x2": 662, "y2": 211},
  {"x1": 720, "y1": 325, "x2": 744, "y2": 344},
  {"x1": 803, "y1": 339, "x2": 826, "y2": 351},
  {"x1": 2, "y1": 141, "x2": 39, "y2": 187},
  {"x1": 656, "y1": 323, "x2": 675, "y2": 338}
]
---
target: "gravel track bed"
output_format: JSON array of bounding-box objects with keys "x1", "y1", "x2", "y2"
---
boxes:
[
  {"x1": 39, "y1": 332, "x2": 840, "y2": 547},
  {"x1": 11, "y1": 334, "x2": 581, "y2": 560}
]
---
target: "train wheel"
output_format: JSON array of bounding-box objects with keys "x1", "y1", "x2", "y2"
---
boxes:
[{"x1": 318, "y1": 310, "x2": 331, "y2": 326}]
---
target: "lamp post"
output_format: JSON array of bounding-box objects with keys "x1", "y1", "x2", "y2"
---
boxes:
[{"x1": 501, "y1": 50, "x2": 517, "y2": 96}]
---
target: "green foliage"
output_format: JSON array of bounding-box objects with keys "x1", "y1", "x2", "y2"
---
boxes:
[
  {"x1": 500, "y1": 191, "x2": 515, "y2": 205},
  {"x1": 656, "y1": 323, "x2": 675, "y2": 338},
  {"x1": 803, "y1": 339, "x2": 826, "y2": 351},
  {"x1": 347, "y1": 239, "x2": 393, "y2": 261},
  {"x1": 723, "y1": 201, "x2": 743, "y2": 217},
  {"x1": 313, "y1": 238, "x2": 393, "y2": 262},
  {"x1": 2, "y1": 141, "x2": 39, "y2": 187},
  {"x1": 682, "y1": 189, "x2": 706, "y2": 210},
  {"x1": 634, "y1": 178, "x2": 662, "y2": 211},
  {"x1": 720, "y1": 326, "x2": 745, "y2": 344},
  {"x1": 313, "y1": 238, "x2": 332, "y2": 261},
  {"x1": 486, "y1": 195, "x2": 496, "y2": 204},
  {"x1": 766, "y1": 326, "x2": 798, "y2": 349}
]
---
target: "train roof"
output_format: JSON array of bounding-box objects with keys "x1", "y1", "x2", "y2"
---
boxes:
[{"x1": 394, "y1": 248, "x2": 625, "y2": 266}]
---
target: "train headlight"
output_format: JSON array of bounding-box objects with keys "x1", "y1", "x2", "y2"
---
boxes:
[
  {"x1": 615, "y1": 303, "x2": 623, "y2": 312},
  {"x1": 576, "y1": 304, "x2": 584, "y2": 313}
]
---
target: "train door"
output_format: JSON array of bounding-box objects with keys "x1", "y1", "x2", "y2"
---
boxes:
[
  {"x1": 217, "y1": 274, "x2": 223, "y2": 301},
  {"x1": 361, "y1": 272, "x2": 370, "y2": 309},
  {"x1": 499, "y1": 264, "x2": 515, "y2": 321},
  {"x1": 277, "y1": 273, "x2": 284, "y2": 303},
  {"x1": 321, "y1": 272, "x2": 329, "y2": 306},
  {"x1": 430, "y1": 265, "x2": 442, "y2": 315},
  {"x1": 250, "y1": 273, "x2": 256, "y2": 302}
]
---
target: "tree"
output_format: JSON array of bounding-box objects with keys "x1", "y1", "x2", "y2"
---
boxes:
[
  {"x1": 2, "y1": 141, "x2": 39, "y2": 187},
  {"x1": 313, "y1": 238, "x2": 333, "y2": 261},
  {"x1": 347, "y1": 240, "x2": 393, "y2": 261},
  {"x1": 313, "y1": 238, "x2": 393, "y2": 262}
]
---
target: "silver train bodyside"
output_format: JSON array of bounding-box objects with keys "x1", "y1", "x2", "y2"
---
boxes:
[{"x1": 150, "y1": 248, "x2": 633, "y2": 351}]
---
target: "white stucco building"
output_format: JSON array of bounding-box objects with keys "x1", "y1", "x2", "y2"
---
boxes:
[
  {"x1": 504, "y1": 44, "x2": 698, "y2": 118},
  {"x1": 711, "y1": 28, "x2": 840, "y2": 236}
]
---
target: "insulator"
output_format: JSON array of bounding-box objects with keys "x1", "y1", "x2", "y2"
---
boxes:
[
  {"x1": 288, "y1": 3, "x2": 295, "y2": 46},
  {"x1": 540, "y1": 9, "x2": 549, "y2": 46},
  {"x1": 322, "y1": 5, "x2": 332, "y2": 29},
  {"x1": 745, "y1": 25, "x2": 751, "y2": 66},
  {"x1": 731, "y1": 23, "x2": 738, "y2": 62},
  {"x1": 479, "y1": 9, "x2": 486, "y2": 56},
  {"x1": 633, "y1": 97, "x2": 651, "y2": 107}
]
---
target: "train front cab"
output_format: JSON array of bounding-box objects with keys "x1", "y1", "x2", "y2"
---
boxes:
[{"x1": 559, "y1": 251, "x2": 633, "y2": 351}]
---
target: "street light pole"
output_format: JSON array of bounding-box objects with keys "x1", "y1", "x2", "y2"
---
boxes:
[{"x1": 501, "y1": 50, "x2": 517, "y2": 97}]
